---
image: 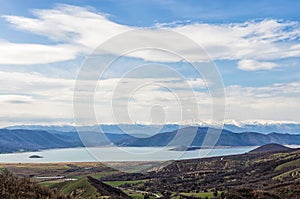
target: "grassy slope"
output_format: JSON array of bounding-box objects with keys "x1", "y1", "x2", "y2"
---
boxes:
[
  {"x1": 51, "y1": 176, "x2": 131, "y2": 199},
  {"x1": 0, "y1": 170, "x2": 71, "y2": 199},
  {"x1": 180, "y1": 191, "x2": 222, "y2": 198},
  {"x1": 51, "y1": 177, "x2": 98, "y2": 198},
  {"x1": 101, "y1": 148, "x2": 300, "y2": 198},
  {"x1": 104, "y1": 179, "x2": 146, "y2": 186},
  {"x1": 275, "y1": 158, "x2": 300, "y2": 171}
]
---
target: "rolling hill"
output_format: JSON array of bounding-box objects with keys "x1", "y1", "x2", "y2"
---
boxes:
[
  {"x1": 249, "y1": 143, "x2": 293, "y2": 154},
  {"x1": 101, "y1": 146, "x2": 300, "y2": 198},
  {"x1": 0, "y1": 170, "x2": 71, "y2": 199},
  {"x1": 50, "y1": 176, "x2": 130, "y2": 199}
]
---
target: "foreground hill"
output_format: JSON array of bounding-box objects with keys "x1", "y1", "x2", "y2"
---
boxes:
[
  {"x1": 101, "y1": 147, "x2": 300, "y2": 198},
  {"x1": 0, "y1": 169, "x2": 130, "y2": 199},
  {"x1": 0, "y1": 170, "x2": 71, "y2": 199},
  {"x1": 51, "y1": 176, "x2": 130, "y2": 199}
]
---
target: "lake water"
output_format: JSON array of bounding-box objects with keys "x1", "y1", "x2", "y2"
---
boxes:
[
  {"x1": 0, "y1": 146, "x2": 260, "y2": 163},
  {"x1": 1, "y1": 145, "x2": 299, "y2": 163}
]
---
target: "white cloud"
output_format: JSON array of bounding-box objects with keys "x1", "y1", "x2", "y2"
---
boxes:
[
  {"x1": 237, "y1": 59, "x2": 278, "y2": 71},
  {"x1": 186, "y1": 78, "x2": 207, "y2": 88},
  {"x1": 1, "y1": 69, "x2": 300, "y2": 126},
  {"x1": 173, "y1": 20, "x2": 300, "y2": 62},
  {"x1": 0, "y1": 41, "x2": 80, "y2": 64},
  {"x1": 2, "y1": 4, "x2": 131, "y2": 65},
  {"x1": 225, "y1": 82, "x2": 300, "y2": 122},
  {"x1": 1, "y1": 5, "x2": 300, "y2": 66},
  {"x1": 0, "y1": 70, "x2": 209, "y2": 126},
  {"x1": 3, "y1": 4, "x2": 131, "y2": 48},
  {"x1": 0, "y1": 71, "x2": 74, "y2": 125}
]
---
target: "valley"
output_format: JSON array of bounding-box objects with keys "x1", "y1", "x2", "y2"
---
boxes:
[{"x1": 1, "y1": 144, "x2": 299, "y2": 198}]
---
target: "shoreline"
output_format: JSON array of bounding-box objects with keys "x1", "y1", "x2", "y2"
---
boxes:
[{"x1": 0, "y1": 145, "x2": 256, "y2": 155}]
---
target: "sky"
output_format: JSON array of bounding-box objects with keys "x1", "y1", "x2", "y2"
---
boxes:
[{"x1": 0, "y1": 0, "x2": 300, "y2": 127}]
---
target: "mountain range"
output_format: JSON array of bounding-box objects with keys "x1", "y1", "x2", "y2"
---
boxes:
[
  {"x1": 6, "y1": 121, "x2": 300, "y2": 135},
  {"x1": 1, "y1": 126, "x2": 300, "y2": 153},
  {"x1": 0, "y1": 129, "x2": 82, "y2": 153},
  {"x1": 116, "y1": 127, "x2": 300, "y2": 147}
]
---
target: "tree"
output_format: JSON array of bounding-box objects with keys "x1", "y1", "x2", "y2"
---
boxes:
[
  {"x1": 143, "y1": 193, "x2": 150, "y2": 199},
  {"x1": 213, "y1": 188, "x2": 218, "y2": 197}
]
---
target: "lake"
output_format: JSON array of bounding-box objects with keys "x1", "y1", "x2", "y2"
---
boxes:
[
  {"x1": 1, "y1": 145, "x2": 299, "y2": 163},
  {"x1": 0, "y1": 146, "x2": 260, "y2": 163}
]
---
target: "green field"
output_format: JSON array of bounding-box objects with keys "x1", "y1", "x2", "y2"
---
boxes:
[
  {"x1": 51, "y1": 177, "x2": 99, "y2": 198},
  {"x1": 180, "y1": 191, "x2": 222, "y2": 198},
  {"x1": 275, "y1": 158, "x2": 300, "y2": 171},
  {"x1": 104, "y1": 179, "x2": 146, "y2": 187},
  {"x1": 126, "y1": 192, "x2": 156, "y2": 199}
]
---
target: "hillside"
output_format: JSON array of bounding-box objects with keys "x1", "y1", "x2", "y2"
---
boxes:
[
  {"x1": 0, "y1": 169, "x2": 71, "y2": 199},
  {"x1": 0, "y1": 129, "x2": 133, "y2": 153},
  {"x1": 0, "y1": 129, "x2": 82, "y2": 153},
  {"x1": 249, "y1": 143, "x2": 293, "y2": 154},
  {"x1": 101, "y1": 148, "x2": 300, "y2": 198},
  {"x1": 51, "y1": 176, "x2": 130, "y2": 199}
]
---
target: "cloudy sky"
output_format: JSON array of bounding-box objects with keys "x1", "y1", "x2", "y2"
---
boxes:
[{"x1": 0, "y1": 0, "x2": 300, "y2": 127}]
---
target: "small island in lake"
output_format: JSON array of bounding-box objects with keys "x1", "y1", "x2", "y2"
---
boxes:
[
  {"x1": 29, "y1": 155, "x2": 43, "y2": 159},
  {"x1": 170, "y1": 146, "x2": 204, "y2": 151}
]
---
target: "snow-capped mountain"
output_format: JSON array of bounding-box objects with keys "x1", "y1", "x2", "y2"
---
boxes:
[{"x1": 5, "y1": 120, "x2": 300, "y2": 134}]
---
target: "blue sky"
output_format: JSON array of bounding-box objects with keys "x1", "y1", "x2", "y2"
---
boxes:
[
  {"x1": 0, "y1": 0, "x2": 300, "y2": 126},
  {"x1": 1, "y1": 0, "x2": 300, "y2": 43}
]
